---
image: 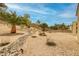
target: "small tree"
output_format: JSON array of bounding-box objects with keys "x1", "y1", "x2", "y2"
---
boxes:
[
  {"x1": 21, "y1": 14, "x2": 31, "y2": 28},
  {"x1": 36, "y1": 20, "x2": 41, "y2": 25},
  {"x1": 50, "y1": 23, "x2": 69, "y2": 31},
  {"x1": 40, "y1": 23, "x2": 48, "y2": 31}
]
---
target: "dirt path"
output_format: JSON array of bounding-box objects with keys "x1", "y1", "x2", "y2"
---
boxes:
[
  {"x1": 23, "y1": 32, "x2": 79, "y2": 56},
  {"x1": 0, "y1": 28, "x2": 33, "y2": 56}
]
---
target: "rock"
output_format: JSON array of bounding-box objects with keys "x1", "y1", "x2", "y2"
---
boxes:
[{"x1": 0, "y1": 42, "x2": 10, "y2": 47}]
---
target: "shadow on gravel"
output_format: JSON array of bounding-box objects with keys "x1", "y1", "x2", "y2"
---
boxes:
[
  {"x1": 31, "y1": 36, "x2": 37, "y2": 38},
  {"x1": 0, "y1": 42, "x2": 10, "y2": 47},
  {"x1": 0, "y1": 33, "x2": 24, "y2": 36}
]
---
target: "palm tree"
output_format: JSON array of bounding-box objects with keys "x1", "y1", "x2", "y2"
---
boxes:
[
  {"x1": 0, "y1": 3, "x2": 7, "y2": 11},
  {"x1": 0, "y1": 4, "x2": 31, "y2": 33},
  {"x1": 9, "y1": 11, "x2": 19, "y2": 33},
  {"x1": 0, "y1": 3, "x2": 7, "y2": 8},
  {"x1": 0, "y1": 11, "x2": 19, "y2": 33},
  {"x1": 0, "y1": 3, "x2": 7, "y2": 21},
  {"x1": 0, "y1": 11, "x2": 31, "y2": 33}
]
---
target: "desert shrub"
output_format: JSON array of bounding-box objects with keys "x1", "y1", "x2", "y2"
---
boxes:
[
  {"x1": 31, "y1": 36, "x2": 37, "y2": 38},
  {"x1": 46, "y1": 41, "x2": 56, "y2": 46},
  {"x1": 46, "y1": 39, "x2": 56, "y2": 46},
  {"x1": 40, "y1": 23, "x2": 48, "y2": 31},
  {"x1": 39, "y1": 32, "x2": 46, "y2": 36}
]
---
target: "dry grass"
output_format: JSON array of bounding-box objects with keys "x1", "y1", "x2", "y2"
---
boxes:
[
  {"x1": 31, "y1": 36, "x2": 37, "y2": 38},
  {"x1": 39, "y1": 32, "x2": 47, "y2": 36}
]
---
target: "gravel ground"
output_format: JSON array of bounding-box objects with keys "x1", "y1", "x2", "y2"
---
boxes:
[
  {"x1": 0, "y1": 23, "x2": 79, "y2": 56},
  {"x1": 22, "y1": 31, "x2": 79, "y2": 56}
]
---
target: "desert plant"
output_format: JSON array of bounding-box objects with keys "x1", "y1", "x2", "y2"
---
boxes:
[
  {"x1": 39, "y1": 32, "x2": 46, "y2": 36},
  {"x1": 31, "y1": 36, "x2": 37, "y2": 38},
  {"x1": 0, "y1": 11, "x2": 31, "y2": 33},
  {"x1": 0, "y1": 11, "x2": 20, "y2": 33},
  {"x1": 46, "y1": 39, "x2": 56, "y2": 46},
  {"x1": 21, "y1": 14, "x2": 31, "y2": 27},
  {"x1": 40, "y1": 22, "x2": 48, "y2": 31},
  {"x1": 36, "y1": 20, "x2": 41, "y2": 25},
  {"x1": 50, "y1": 23, "x2": 69, "y2": 31}
]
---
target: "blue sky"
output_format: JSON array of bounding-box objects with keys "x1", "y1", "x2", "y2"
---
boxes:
[{"x1": 5, "y1": 3, "x2": 77, "y2": 26}]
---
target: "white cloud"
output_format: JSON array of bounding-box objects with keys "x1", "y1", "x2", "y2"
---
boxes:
[
  {"x1": 35, "y1": 4, "x2": 57, "y2": 15},
  {"x1": 5, "y1": 3, "x2": 48, "y2": 14},
  {"x1": 24, "y1": 8, "x2": 49, "y2": 14},
  {"x1": 5, "y1": 3, "x2": 57, "y2": 15},
  {"x1": 58, "y1": 4, "x2": 77, "y2": 19},
  {"x1": 59, "y1": 13, "x2": 73, "y2": 18},
  {"x1": 22, "y1": 5, "x2": 57, "y2": 15},
  {"x1": 5, "y1": 3, "x2": 76, "y2": 19}
]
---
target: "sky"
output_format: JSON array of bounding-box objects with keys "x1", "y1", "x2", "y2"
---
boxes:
[{"x1": 5, "y1": 3, "x2": 78, "y2": 26}]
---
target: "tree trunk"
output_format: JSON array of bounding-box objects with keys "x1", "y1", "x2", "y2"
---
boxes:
[{"x1": 11, "y1": 24, "x2": 16, "y2": 33}]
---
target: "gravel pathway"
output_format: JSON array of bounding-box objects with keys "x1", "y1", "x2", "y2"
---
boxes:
[
  {"x1": 22, "y1": 32, "x2": 79, "y2": 56},
  {"x1": 0, "y1": 29, "x2": 33, "y2": 56}
]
